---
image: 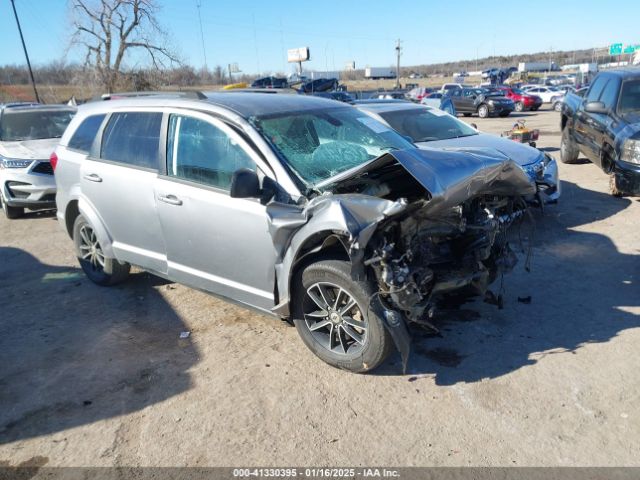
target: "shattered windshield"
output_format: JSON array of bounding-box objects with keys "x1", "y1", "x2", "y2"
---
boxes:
[
  {"x1": 250, "y1": 107, "x2": 413, "y2": 185},
  {"x1": 380, "y1": 107, "x2": 478, "y2": 143},
  {"x1": 0, "y1": 109, "x2": 75, "y2": 141}
]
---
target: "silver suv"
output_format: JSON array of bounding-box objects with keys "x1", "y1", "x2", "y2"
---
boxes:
[
  {"x1": 55, "y1": 93, "x2": 534, "y2": 373},
  {"x1": 0, "y1": 103, "x2": 75, "y2": 218}
]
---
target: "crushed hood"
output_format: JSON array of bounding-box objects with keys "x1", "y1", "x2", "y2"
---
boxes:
[
  {"x1": 268, "y1": 147, "x2": 535, "y2": 319},
  {"x1": 0, "y1": 138, "x2": 59, "y2": 160},
  {"x1": 421, "y1": 132, "x2": 543, "y2": 166},
  {"x1": 318, "y1": 147, "x2": 535, "y2": 216}
]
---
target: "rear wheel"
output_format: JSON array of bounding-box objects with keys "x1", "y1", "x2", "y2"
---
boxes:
[
  {"x1": 1, "y1": 195, "x2": 23, "y2": 219},
  {"x1": 292, "y1": 259, "x2": 393, "y2": 373},
  {"x1": 554, "y1": 102, "x2": 563, "y2": 112},
  {"x1": 514, "y1": 101, "x2": 524, "y2": 112},
  {"x1": 73, "y1": 215, "x2": 130, "y2": 286},
  {"x1": 560, "y1": 127, "x2": 580, "y2": 164},
  {"x1": 477, "y1": 104, "x2": 489, "y2": 118}
]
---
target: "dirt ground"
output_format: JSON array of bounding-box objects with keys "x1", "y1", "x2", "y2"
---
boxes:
[{"x1": 0, "y1": 109, "x2": 638, "y2": 467}]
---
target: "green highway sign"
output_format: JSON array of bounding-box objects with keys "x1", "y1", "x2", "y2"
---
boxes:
[
  {"x1": 623, "y1": 44, "x2": 639, "y2": 54},
  {"x1": 609, "y1": 43, "x2": 623, "y2": 55}
]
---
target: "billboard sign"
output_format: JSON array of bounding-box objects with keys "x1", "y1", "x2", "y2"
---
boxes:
[{"x1": 288, "y1": 47, "x2": 310, "y2": 63}]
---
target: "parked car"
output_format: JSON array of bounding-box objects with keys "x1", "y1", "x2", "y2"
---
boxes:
[
  {"x1": 0, "y1": 103, "x2": 76, "y2": 219},
  {"x1": 406, "y1": 87, "x2": 433, "y2": 102},
  {"x1": 440, "y1": 83, "x2": 472, "y2": 94},
  {"x1": 368, "y1": 91, "x2": 407, "y2": 100},
  {"x1": 420, "y1": 94, "x2": 457, "y2": 116},
  {"x1": 250, "y1": 76, "x2": 288, "y2": 89},
  {"x1": 481, "y1": 68, "x2": 500, "y2": 79},
  {"x1": 523, "y1": 86, "x2": 564, "y2": 103},
  {"x1": 495, "y1": 86, "x2": 543, "y2": 112},
  {"x1": 356, "y1": 102, "x2": 559, "y2": 204},
  {"x1": 312, "y1": 91, "x2": 355, "y2": 103},
  {"x1": 54, "y1": 93, "x2": 534, "y2": 372},
  {"x1": 449, "y1": 88, "x2": 515, "y2": 118},
  {"x1": 299, "y1": 78, "x2": 339, "y2": 93},
  {"x1": 561, "y1": 69, "x2": 640, "y2": 196}
]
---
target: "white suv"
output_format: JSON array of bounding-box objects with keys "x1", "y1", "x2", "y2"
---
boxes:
[{"x1": 0, "y1": 103, "x2": 76, "y2": 218}]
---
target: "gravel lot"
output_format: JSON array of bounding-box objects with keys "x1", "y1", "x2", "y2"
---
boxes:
[{"x1": 0, "y1": 108, "x2": 638, "y2": 467}]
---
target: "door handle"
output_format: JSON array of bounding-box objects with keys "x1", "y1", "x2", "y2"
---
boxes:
[
  {"x1": 83, "y1": 173, "x2": 102, "y2": 182},
  {"x1": 158, "y1": 194, "x2": 183, "y2": 206}
]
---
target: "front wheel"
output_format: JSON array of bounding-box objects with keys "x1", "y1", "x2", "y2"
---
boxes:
[
  {"x1": 73, "y1": 215, "x2": 130, "y2": 286},
  {"x1": 1, "y1": 196, "x2": 23, "y2": 219},
  {"x1": 477, "y1": 104, "x2": 489, "y2": 118},
  {"x1": 554, "y1": 102, "x2": 563, "y2": 112},
  {"x1": 560, "y1": 127, "x2": 579, "y2": 164},
  {"x1": 292, "y1": 259, "x2": 393, "y2": 373},
  {"x1": 514, "y1": 101, "x2": 524, "y2": 112}
]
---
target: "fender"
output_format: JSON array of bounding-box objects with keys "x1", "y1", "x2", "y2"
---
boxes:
[{"x1": 77, "y1": 195, "x2": 116, "y2": 259}]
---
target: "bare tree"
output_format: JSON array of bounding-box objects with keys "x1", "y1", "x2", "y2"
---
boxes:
[{"x1": 69, "y1": 0, "x2": 180, "y2": 92}]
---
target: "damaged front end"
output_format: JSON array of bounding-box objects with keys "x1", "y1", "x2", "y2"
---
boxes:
[{"x1": 269, "y1": 148, "x2": 535, "y2": 368}]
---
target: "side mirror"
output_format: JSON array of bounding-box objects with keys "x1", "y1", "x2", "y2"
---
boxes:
[
  {"x1": 230, "y1": 168, "x2": 260, "y2": 199},
  {"x1": 584, "y1": 101, "x2": 608, "y2": 114}
]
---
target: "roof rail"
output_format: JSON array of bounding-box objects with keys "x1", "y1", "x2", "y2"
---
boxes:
[
  {"x1": 94, "y1": 91, "x2": 207, "y2": 102},
  {"x1": 1, "y1": 102, "x2": 41, "y2": 109}
]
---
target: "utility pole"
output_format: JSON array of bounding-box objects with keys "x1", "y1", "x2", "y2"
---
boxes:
[
  {"x1": 10, "y1": 0, "x2": 40, "y2": 102},
  {"x1": 196, "y1": 0, "x2": 208, "y2": 71},
  {"x1": 395, "y1": 39, "x2": 402, "y2": 90}
]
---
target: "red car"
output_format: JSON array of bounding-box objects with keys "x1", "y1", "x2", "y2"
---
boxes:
[{"x1": 496, "y1": 87, "x2": 542, "y2": 112}]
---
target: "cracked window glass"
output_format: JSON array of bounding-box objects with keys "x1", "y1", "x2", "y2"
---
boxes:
[{"x1": 251, "y1": 107, "x2": 412, "y2": 185}]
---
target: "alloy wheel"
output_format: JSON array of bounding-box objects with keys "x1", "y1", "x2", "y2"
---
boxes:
[
  {"x1": 78, "y1": 224, "x2": 105, "y2": 272},
  {"x1": 303, "y1": 282, "x2": 368, "y2": 355}
]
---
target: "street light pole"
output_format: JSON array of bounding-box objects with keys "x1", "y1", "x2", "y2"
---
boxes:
[
  {"x1": 10, "y1": 0, "x2": 40, "y2": 103},
  {"x1": 395, "y1": 39, "x2": 402, "y2": 90}
]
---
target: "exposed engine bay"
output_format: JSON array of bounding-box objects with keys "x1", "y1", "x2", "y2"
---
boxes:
[
  {"x1": 267, "y1": 147, "x2": 536, "y2": 368},
  {"x1": 364, "y1": 195, "x2": 525, "y2": 323}
]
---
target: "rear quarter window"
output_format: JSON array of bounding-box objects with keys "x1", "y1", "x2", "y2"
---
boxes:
[
  {"x1": 68, "y1": 114, "x2": 106, "y2": 153},
  {"x1": 100, "y1": 112, "x2": 162, "y2": 170}
]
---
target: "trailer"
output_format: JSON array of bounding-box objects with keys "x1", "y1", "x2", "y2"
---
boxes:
[
  {"x1": 365, "y1": 67, "x2": 397, "y2": 79},
  {"x1": 518, "y1": 62, "x2": 559, "y2": 72}
]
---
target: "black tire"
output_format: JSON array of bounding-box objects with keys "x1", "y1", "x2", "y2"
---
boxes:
[
  {"x1": 291, "y1": 259, "x2": 393, "y2": 373},
  {"x1": 1, "y1": 195, "x2": 23, "y2": 219},
  {"x1": 514, "y1": 101, "x2": 524, "y2": 112},
  {"x1": 73, "y1": 215, "x2": 130, "y2": 286},
  {"x1": 477, "y1": 104, "x2": 489, "y2": 118},
  {"x1": 560, "y1": 127, "x2": 580, "y2": 164}
]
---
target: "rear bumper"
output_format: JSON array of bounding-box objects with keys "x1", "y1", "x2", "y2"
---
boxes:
[
  {"x1": 0, "y1": 169, "x2": 56, "y2": 209},
  {"x1": 613, "y1": 161, "x2": 640, "y2": 195}
]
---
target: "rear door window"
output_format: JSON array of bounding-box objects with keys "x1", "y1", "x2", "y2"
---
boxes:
[
  {"x1": 68, "y1": 114, "x2": 106, "y2": 153},
  {"x1": 100, "y1": 112, "x2": 162, "y2": 170}
]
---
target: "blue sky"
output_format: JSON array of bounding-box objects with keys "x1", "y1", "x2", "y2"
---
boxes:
[{"x1": 0, "y1": 0, "x2": 638, "y2": 75}]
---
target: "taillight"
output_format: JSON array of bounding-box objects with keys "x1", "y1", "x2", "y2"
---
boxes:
[{"x1": 50, "y1": 152, "x2": 58, "y2": 171}]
